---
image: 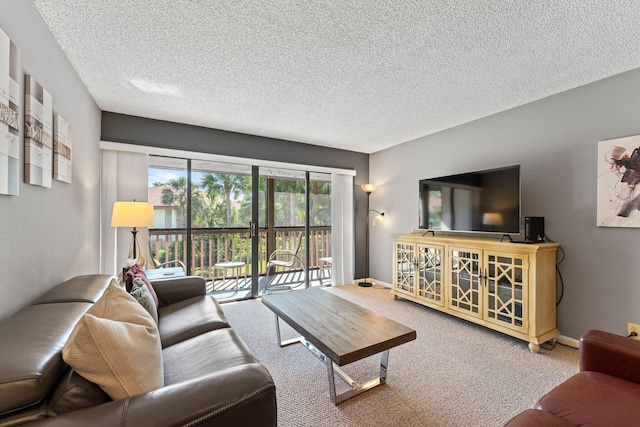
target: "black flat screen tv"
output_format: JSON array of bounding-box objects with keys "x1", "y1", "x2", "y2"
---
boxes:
[{"x1": 418, "y1": 165, "x2": 521, "y2": 234}]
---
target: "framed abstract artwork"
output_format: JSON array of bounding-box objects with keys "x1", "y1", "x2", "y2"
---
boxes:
[
  {"x1": 25, "y1": 74, "x2": 53, "y2": 188},
  {"x1": 597, "y1": 134, "x2": 640, "y2": 227},
  {"x1": 53, "y1": 114, "x2": 72, "y2": 183},
  {"x1": 0, "y1": 27, "x2": 20, "y2": 196}
]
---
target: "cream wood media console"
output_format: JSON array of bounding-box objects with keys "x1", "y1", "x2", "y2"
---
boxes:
[{"x1": 392, "y1": 234, "x2": 559, "y2": 352}]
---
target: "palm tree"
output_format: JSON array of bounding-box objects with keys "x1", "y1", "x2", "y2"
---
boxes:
[
  {"x1": 155, "y1": 176, "x2": 215, "y2": 227},
  {"x1": 309, "y1": 180, "x2": 331, "y2": 225},
  {"x1": 157, "y1": 177, "x2": 189, "y2": 225},
  {"x1": 274, "y1": 178, "x2": 305, "y2": 226},
  {"x1": 201, "y1": 173, "x2": 250, "y2": 227},
  {"x1": 190, "y1": 190, "x2": 219, "y2": 227}
]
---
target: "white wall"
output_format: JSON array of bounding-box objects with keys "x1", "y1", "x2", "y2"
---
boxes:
[
  {"x1": 0, "y1": 1, "x2": 101, "y2": 320},
  {"x1": 370, "y1": 68, "x2": 640, "y2": 340}
]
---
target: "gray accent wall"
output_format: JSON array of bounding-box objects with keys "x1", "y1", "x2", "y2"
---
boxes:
[
  {"x1": 0, "y1": 2, "x2": 102, "y2": 320},
  {"x1": 369, "y1": 67, "x2": 640, "y2": 340},
  {"x1": 101, "y1": 112, "x2": 370, "y2": 279}
]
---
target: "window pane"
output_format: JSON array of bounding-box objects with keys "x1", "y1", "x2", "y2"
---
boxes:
[
  {"x1": 148, "y1": 156, "x2": 188, "y2": 269},
  {"x1": 191, "y1": 160, "x2": 252, "y2": 229},
  {"x1": 309, "y1": 172, "x2": 331, "y2": 226}
]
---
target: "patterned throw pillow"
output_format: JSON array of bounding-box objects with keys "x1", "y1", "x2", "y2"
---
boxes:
[
  {"x1": 62, "y1": 280, "x2": 163, "y2": 400},
  {"x1": 130, "y1": 277, "x2": 159, "y2": 325},
  {"x1": 123, "y1": 264, "x2": 159, "y2": 308}
]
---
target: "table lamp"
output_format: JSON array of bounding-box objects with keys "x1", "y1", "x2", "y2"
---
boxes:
[{"x1": 111, "y1": 201, "x2": 155, "y2": 266}]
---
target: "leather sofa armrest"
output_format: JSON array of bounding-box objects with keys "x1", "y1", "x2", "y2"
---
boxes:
[
  {"x1": 504, "y1": 409, "x2": 576, "y2": 426},
  {"x1": 150, "y1": 276, "x2": 206, "y2": 307},
  {"x1": 23, "y1": 363, "x2": 276, "y2": 427},
  {"x1": 580, "y1": 329, "x2": 640, "y2": 384}
]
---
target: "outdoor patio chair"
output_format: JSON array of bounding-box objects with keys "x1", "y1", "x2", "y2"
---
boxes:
[
  {"x1": 263, "y1": 231, "x2": 305, "y2": 293},
  {"x1": 147, "y1": 240, "x2": 187, "y2": 271}
]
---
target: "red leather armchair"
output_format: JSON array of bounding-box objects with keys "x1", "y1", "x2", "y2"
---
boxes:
[{"x1": 505, "y1": 329, "x2": 640, "y2": 426}]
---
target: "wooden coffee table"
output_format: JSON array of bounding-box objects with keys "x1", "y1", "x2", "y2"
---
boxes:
[{"x1": 262, "y1": 287, "x2": 416, "y2": 404}]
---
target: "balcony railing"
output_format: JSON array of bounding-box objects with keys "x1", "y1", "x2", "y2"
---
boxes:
[{"x1": 149, "y1": 226, "x2": 331, "y2": 282}]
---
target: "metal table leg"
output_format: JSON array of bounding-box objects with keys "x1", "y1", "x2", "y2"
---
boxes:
[{"x1": 273, "y1": 313, "x2": 391, "y2": 405}]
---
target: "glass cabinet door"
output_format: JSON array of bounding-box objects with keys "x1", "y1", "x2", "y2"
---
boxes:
[
  {"x1": 417, "y1": 244, "x2": 444, "y2": 306},
  {"x1": 448, "y1": 247, "x2": 482, "y2": 317},
  {"x1": 484, "y1": 252, "x2": 528, "y2": 332},
  {"x1": 395, "y1": 242, "x2": 415, "y2": 296}
]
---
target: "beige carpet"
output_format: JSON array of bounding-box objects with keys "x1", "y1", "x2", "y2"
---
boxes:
[{"x1": 221, "y1": 284, "x2": 578, "y2": 427}]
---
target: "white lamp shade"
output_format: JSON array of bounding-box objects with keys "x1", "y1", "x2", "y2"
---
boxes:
[
  {"x1": 111, "y1": 201, "x2": 155, "y2": 228},
  {"x1": 361, "y1": 183, "x2": 377, "y2": 193},
  {"x1": 374, "y1": 213, "x2": 385, "y2": 223}
]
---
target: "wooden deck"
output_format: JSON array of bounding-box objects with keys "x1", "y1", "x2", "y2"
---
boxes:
[{"x1": 208, "y1": 268, "x2": 330, "y2": 301}]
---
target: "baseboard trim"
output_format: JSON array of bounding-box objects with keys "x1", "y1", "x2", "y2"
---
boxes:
[
  {"x1": 374, "y1": 278, "x2": 392, "y2": 288},
  {"x1": 557, "y1": 334, "x2": 580, "y2": 348},
  {"x1": 354, "y1": 278, "x2": 393, "y2": 288}
]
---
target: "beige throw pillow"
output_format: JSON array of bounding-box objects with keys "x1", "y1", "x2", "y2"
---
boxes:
[{"x1": 62, "y1": 280, "x2": 163, "y2": 400}]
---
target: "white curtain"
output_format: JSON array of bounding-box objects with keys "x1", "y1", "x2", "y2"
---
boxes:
[
  {"x1": 330, "y1": 173, "x2": 354, "y2": 286},
  {"x1": 100, "y1": 149, "x2": 150, "y2": 275}
]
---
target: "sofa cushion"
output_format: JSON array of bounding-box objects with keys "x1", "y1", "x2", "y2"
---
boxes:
[
  {"x1": 31, "y1": 275, "x2": 113, "y2": 305},
  {"x1": 99, "y1": 364, "x2": 277, "y2": 427},
  {"x1": 47, "y1": 369, "x2": 111, "y2": 415},
  {"x1": 62, "y1": 281, "x2": 164, "y2": 400},
  {"x1": 163, "y1": 328, "x2": 258, "y2": 385},
  {"x1": 0, "y1": 302, "x2": 92, "y2": 416},
  {"x1": 149, "y1": 276, "x2": 206, "y2": 307},
  {"x1": 536, "y1": 371, "x2": 640, "y2": 426},
  {"x1": 158, "y1": 296, "x2": 230, "y2": 348}
]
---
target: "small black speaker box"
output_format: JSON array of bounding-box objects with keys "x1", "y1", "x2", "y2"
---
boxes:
[{"x1": 524, "y1": 217, "x2": 545, "y2": 242}]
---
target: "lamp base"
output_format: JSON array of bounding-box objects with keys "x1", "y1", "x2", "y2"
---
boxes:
[
  {"x1": 358, "y1": 281, "x2": 373, "y2": 287},
  {"x1": 128, "y1": 230, "x2": 146, "y2": 268}
]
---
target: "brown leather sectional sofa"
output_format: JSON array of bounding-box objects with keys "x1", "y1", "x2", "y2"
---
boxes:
[
  {"x1": 505, "y1": 329, "x2": 640, "y2": 426},
  {"x1": 0, "y1": 274, "x2": 276, "y2": 426}
]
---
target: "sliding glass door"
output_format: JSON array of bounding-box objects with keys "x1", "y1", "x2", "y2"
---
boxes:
[
  {"x1": 259, "y1": 167, "x2": 307, "y2": 292},
  {"x1": 191, "y1": 160, "x2": 253, "y2": 300},
  {"x1": 258, "y1": 167, "x2": 332, "y2": 293},
  {"x1": 148, "y1": 156, "x2": 254, "y2": 300},
  {"x1": 148, "y1": 155, "x2": 332, "y2": 301},
  {"x1": 309, "y1": 172, "x2": 332, "y2": 285}
]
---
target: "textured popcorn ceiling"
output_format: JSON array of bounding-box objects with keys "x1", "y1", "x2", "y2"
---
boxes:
[{"x1": 32, "y1": 1, "x2": 640, "y2": 154}]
